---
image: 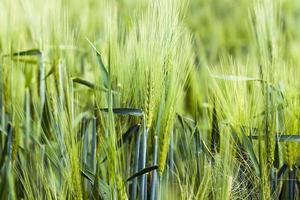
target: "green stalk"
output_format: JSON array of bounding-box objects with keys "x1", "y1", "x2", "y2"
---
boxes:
[
  {"x1": 130, "y1": 133, "x2": 141, "y2": 200},
  {"x1": 39, "y1": 53, "x2": 45, "y2": 108},
  {"x1": 138, "y1": 118, "x2": 148, "y2": 200},
  {"x1": 58, "y1": 60, "x2": 64, "y2": 108},
  {"x1": 0, "y1": 61, "x2": 3, "y2": 128},
  {"x1": 91, "y1": 117, "x2": 97, "y2": 172},
  {"x1": 150, "y1": 136, "x2": 158, "y2": 200},
  {"x1": 83, "y1": 118, "x2": 89, "y2": 165},
  {"x1": 288, "y1": 169, "x2": 296, "y2": 200},
  {"x1": 24, "y1": 89, "x2": 31, "y2": 148}
]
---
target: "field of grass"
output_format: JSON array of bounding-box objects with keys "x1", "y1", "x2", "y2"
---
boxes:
[{"x1": 0, "y1": 0, "x2": 299, "y2": 199}]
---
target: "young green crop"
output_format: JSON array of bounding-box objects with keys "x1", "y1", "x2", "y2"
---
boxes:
[{"x1": 0, "y1": 0, "x2": 299, "y2": 199}]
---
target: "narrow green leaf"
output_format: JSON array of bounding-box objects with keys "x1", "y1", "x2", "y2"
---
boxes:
[
  {"x1": 86, "y1": 38, "x2": 109, "y2": 87},
  {"x1": 232, "y1": 127, "x2": 260, "y2": 176},
  {"x1": 0, "y1": 157, "x2": 9, "y2": 198},
  {"x1": 117, "y1": 124, "x2": 140, "y2": 147},
  {"x1": 241, "y1": 131, "x2": 260, "y2": 176},
  {"x1": 12, "y1": 57, "x2": 38, "y2": 64},
  {"x1": 81, "y1": 167, "x2": 111, "y2": 199},
  {"x1": 81, "y1": 168, "x2": 94, "y2": 184},
  {"x1": 41, "y1": 97, "x2": 52, "y2": 141},
  {"x1": 91, "y1": 117, "x2": 97, "y2": 170},
  {"x1": 99, "y1": 108, "x2": 143, "y2": 116},
  {"x1": 96, "y1": 52, "x2": 109, "y2": 86},
  {"x1": 277, "y1": 164, "x2": 287, "y2": 181},
  {"x1": 6, "y1": 123, "x2": 13, "y2": 160},
  {"x1": 176, "y1": 113, "x2": 185, "y2": 130},
  {"x1": 72, "y1": 77, "x2": 97, "y2": 89},
  {"x1": 231, "y1": 129, "x2": 243, "y2": 150},
  {"x1": 44, "y1": 67, "x2": 54, "y2": 79},
  {"x1": 0, "y1": 135, "x2": 8, "y2": 169},
  {"x1": 278, "y1": 135, "x2": 300, "y2": 142},
  {"x1": 211, "y1": 102, "x2": 220, "y2": 154},
  {"x1": 72, "y1": 77, "x2": 116, "y2": 93},
  {"x1": 12, "y1": 49, "x2": 41, "y2": 56},
  {"x1": 211, "y1": 74, "x2": 263, "y2": 82},
  {"x1": 99, "y1": 124, "x2": 140, "y2": 164},
  {"x1": 274, "y1": 139, "x2": 280, "y2": 169},
  {"x1": 249, "y1": 135, "x2": 300, "y2": 142},
  {"x1": 127, "y1": 165, "x2": 158, "y2": 182}
]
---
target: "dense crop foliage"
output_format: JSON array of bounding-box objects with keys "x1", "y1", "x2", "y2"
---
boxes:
[{"x1": 0, "y1": 0, "x2": 299, "y2": 199}]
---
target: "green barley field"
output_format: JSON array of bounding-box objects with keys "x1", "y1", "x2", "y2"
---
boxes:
[{"x1": 0, "y1": 0, "x2": 299, "y2": 199}]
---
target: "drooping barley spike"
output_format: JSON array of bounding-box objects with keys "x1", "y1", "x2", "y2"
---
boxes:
[
  {"x1": 3, "y1": 62, "x2": 10, "y2": 115},
  {"x1": 283, "y1": 142, "x2": 297, "y2": 170},
  {"x1": 11, "y1": 122, "x2": 19, "y2": 164},
  {"x1": 158, "y1": 104, "x2": 175, "y2": 175},
  {"x1": 71, "y1": 150, "x2": 83, "y2": 200},
  {"x1": 117, "y1": 175, "x2": 128, "y2": 200},
  {"x1": 265, "y1": 125, "x2": 275, "y2": 167},
  {"x1": 262, "y1": 167, "x2": 271, "y2": 200},
  {"x1": 145, "y1": 70, "x2": 155, "y2": 129},
  {"x1": 265, "y1": 86, "x2": 276, "y2": 167}
]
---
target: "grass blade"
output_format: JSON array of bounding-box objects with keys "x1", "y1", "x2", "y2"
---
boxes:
[
  {"x1": 0, "y1": 125, "x2": 10, "y2": 168},
  {"x1": 232, "y1": 127, "x2": 260, "y2": 176},
  {"x1": 91, "y1": 117, "x2": 97, "y2": 172},
  {"x1": 277, "y1": 164, "x2": 287, "y2": 181},
  {"x1": 211, "y1": 102, "x2": 220, "y2": 154},
  {"x1": 72, "y1": 77, "x2": 95, "y2": 89},
  {"x1": 6, "y1": 123, "x2": 13, "y2": 160},
  {"x1": 211, "y1": 74, "x2": 263, "y2": 82},
  {"x1": 241, "y1": 132, "x2": 260, "y2": 176},
  {"x1": 99, "y1": 124, "x2": 140, "y2": 164},
  {"x1": 278, "y1": 135, "x2": 300, "y2": 142},
  {"x1": 41, "y1": 97, "x2": 52, "y2": 141},
  {"x1": 81, "y1": 166, "x2": 111, "y2": 199},
  {"x1": 127, "y1": 165, "x2": 158, "y2": 182},
  {"x1": 117, "y1": 124, "x2": 140, "y2": 148},
  {"x1": 86, "y1": 38, "x2": 109, "y2": 87},
  {"x1": 99, "y1": 108, "x2": 143, "y2": 117},
  {"x1": 249, "y1": 135, "x2": 300, "y2": 142},
  {"x1": 274, "y1": 139, "x2": 280, "y2": 169},
  {"x1": 12, "y1": 58, "x2": 38, "y2": 64},
  {"x1": 12, "y1": 49, "x2": 41, "y2": 56}
]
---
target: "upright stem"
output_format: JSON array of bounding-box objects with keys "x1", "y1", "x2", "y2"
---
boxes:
[
  {"x1": 288, "y1": 169, "x2": 295, "y2": 200},
  {"x1": 130, "y1": 133, "x2": 141, "y2": 200},
  {"x1": 138, "y1": 119, "x2": 148, "y2": 200},
  {"x1": 91, "y1": 117, "x2": 97, "y2": 172},
  {"x1": 24, "y1": 89, "x2": 31, "y2": 148},
  {"x1": 39, "y1": 54, "x2": 45, "y2": 108},
  {"x1": 150, "y1": 136, "x2": 158, "y2": 200}
]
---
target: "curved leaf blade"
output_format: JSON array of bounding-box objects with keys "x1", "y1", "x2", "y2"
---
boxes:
[
  {"x1": 127, "y1": 165, "x2": 158, "y2": 182},
  {"x1": 99, "y1": 108, "x2": 143, "y2": 117},
  {"x1": 13, "y1": 49, "x2": 41, "y2": 56}
]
